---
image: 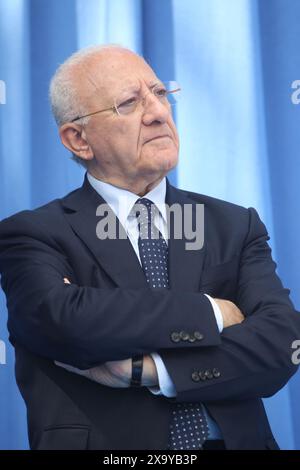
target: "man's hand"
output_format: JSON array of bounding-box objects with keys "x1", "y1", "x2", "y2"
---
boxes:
[
  {"x1": 55, "y1": 358, "x2": 132, "y2": 388},
  {"x1": 102, "y1": 356, "x2": 158, "y2": 387},
  {"x1": 214, "y1": 298, "x2": 245, "y2": 328},
  {"x1": 88, "y1": 358, "x2": 132, "y2": 388},
  {"x1": 55, "y1": 355, "x2": 159, "y2": 388}
]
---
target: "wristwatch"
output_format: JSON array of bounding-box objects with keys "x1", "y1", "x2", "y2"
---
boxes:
[{"x1": 130, "y1": 355, "x2": 144, "y2": 387}]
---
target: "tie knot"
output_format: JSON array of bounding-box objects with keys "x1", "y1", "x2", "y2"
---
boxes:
[
  {"x1": 131, "y1": 198, "x2": 159, "y2": 239},
  {"x1": 135, "y1": 197, "x2": 153, "y2": 210},
  {"x1": 131, "y1": 197, "x2": 155, "y2": 220}
]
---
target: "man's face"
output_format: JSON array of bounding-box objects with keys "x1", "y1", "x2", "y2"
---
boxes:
[{"x1": 79, "y1": 50, "x2": 179, "y2": 189}]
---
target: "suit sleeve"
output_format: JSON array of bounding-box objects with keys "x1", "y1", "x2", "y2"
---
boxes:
[
  {"x1": 159, "y1": 208, "x2": 300, "y2": 402},
  {"x1": 0, "y1": 212, "x2": 220, "y2": 369}
]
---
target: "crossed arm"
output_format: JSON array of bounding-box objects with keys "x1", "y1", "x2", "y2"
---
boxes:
[
  {"x1": 57, "y1": 275, "x2": 244, "y2": 390},
  {"x1": 0, "y1": 208, "x2": 299, "y2": 402}
]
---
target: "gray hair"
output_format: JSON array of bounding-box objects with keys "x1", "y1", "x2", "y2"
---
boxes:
[{"x1": 49, "y1": 44, "x2": 136, "y2": 167}]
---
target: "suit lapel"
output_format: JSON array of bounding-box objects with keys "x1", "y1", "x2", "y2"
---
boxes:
[
  {"x1": 62, "y1": 174, "x2": 147, "y2": 288},
  {"x1": 62, "y1": 174, "x2": 205, "y2": 292}
]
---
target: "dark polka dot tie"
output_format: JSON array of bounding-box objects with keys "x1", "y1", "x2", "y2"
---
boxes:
[{"x1": 133, "y1": 197, "x2": 210, "y2": 450}]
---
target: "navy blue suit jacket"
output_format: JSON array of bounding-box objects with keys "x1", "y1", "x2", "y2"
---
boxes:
[{"x1": 0, "y1": 174, "x2": 299, "y2": 449}]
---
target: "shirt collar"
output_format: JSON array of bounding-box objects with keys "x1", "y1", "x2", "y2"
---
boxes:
[{"x1": 86, "y1": 173, "x2": 167, "y2": 228}]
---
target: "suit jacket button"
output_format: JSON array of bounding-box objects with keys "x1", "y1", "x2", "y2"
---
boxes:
[
  {"x1": 180, "y1": 331, "x2": 190, "y2": 341},
  {"x1": 205, "y1": 370, "x2": 213, "y2": 379},
  {"x1": 194, "y1": 331, "x2": 204, "y2": 341},
  {"x1": 171, "y1": 332, "x2": 181, "y2": 343},
  {"x1": 191, "y1": 371, "x2": 200, "y2": 382},
  {"x1": 212, "y1": 368, "x2": 221, "y2": 378},
  {"x1": 188, "y1": 334, "x2": 196, "y2": 343},
  {"x1": 199, "y1": 371, "x2": 207, "y2": 381}
]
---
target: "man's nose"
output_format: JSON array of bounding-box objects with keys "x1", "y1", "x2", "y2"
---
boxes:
[{"x1": 141, "y1": 93, "x2": 170, "y2": 126}]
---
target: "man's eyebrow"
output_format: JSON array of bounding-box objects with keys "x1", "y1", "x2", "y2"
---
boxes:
[
  {"x1": 118, "y1": 83, "x2": 140, "y2": 94},
  {"x1": 117, "y1": 80, "x2": 163, "y2": 95},
  {"x1": 149, "y1": 80, "x2": 163, "y2": 89}
]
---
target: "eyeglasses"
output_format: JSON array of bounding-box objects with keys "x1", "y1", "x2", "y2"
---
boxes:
[{"x1": 70, "y1": 81, "x2": 181, "y2": 123}]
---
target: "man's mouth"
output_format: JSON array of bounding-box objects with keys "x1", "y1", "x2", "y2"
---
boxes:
[{"x1": 145, "y1": 135, "x2": 171, "y2": 144}]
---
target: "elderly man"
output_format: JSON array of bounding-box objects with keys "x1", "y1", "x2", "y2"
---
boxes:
[{"x1": 0, "y1": 45, "x2": 299, "y2": 451}]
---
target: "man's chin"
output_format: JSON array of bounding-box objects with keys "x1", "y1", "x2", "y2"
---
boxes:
[
  {"x1": 147, "y1": 148, "x2": 178, "y2": 167},
  {"x1": 164, "y1": 158, "x2": 178, "y2": 173},
  {"x1": 160, "y1": 153, "x2": 178, "y2": 172},
  {"x1": 146, "y1": 160, "x2": 177, "y2": 177}
]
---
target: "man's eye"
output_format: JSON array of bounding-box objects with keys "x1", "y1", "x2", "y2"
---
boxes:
[
  {"x1": 155, "y1": 88, "x2": 167, "y2": 97},
  {"x1": 118, "y1": 97, "x2": 138, "y2": 108}
]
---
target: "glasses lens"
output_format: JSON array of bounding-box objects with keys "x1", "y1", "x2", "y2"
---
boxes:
[{"x1": 153, "y1": 81, "x2": 181, "y2": 105}]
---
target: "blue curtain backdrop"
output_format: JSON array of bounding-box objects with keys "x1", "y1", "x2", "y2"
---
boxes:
[{"x1": 0, "y1": 0, "x2": 299, "y2": 449}]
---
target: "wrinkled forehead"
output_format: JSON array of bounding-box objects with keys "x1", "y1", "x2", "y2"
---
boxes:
[{"x1": 78, "y1": 51, "x2": 160, "y2": 103}]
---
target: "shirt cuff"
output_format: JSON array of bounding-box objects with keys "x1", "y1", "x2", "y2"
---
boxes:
[
  {"x1": 204, "y1": 294, "x2": 223, "y2": 332},
  {"x1": 147, "y1": 352, "x2": 177, "y2": 397}
]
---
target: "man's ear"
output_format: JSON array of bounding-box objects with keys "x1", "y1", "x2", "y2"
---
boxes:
[{"x1": 59, "y1": 123, "x2": 94, "y2": 163}]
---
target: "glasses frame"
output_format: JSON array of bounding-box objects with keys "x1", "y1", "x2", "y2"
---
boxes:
[{"x1": 70, "y1": 81, "x2": 181, "y2": 123}]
